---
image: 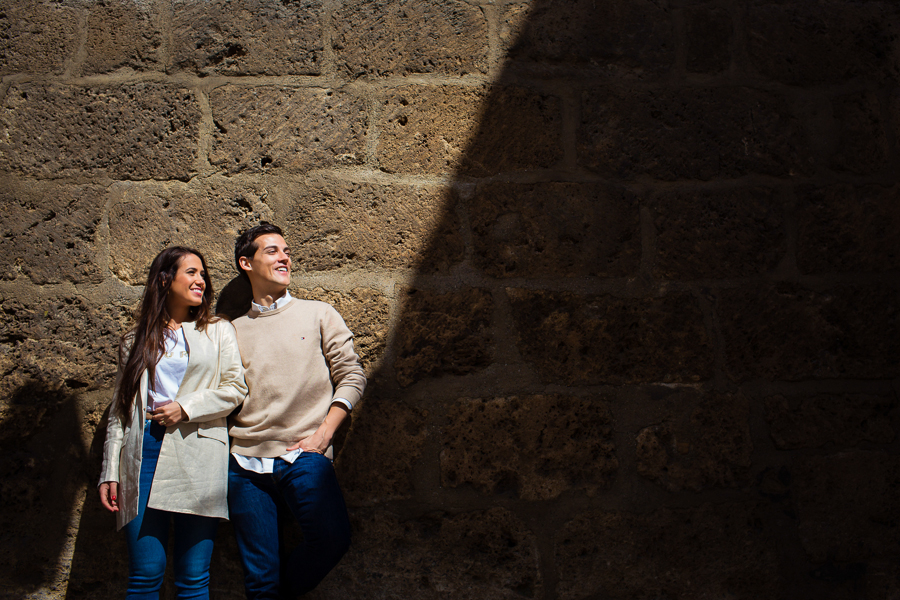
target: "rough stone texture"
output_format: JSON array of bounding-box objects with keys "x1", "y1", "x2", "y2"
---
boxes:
[
  {"x1": 796, "y1": 184, "x2": 900, "y2": 274},
  {"x1": 747, "y1": 0, "x2": 900, "y2": 85},
  {"x1": 281, "y1": 177, "x2": 464, "y2": 273},
  {"x1": 651, "y1": 186, "x2": 785, "y2": 279},
  {"x1": 830, "y1": 91, "x2": 890, "y2": 175},
  {"x1": 209, "y1": 85, "x2": 366, "y2": 174},
  {"x1": 579, "y1": 86, "x2": 810, "y2": 181},
  {"x1": 685, "y1": 5, "x2": 732, "y2": 73},
  {"x1": 332, "y1": 0, "x2": 488, "y2": 78},
  {"x1": 0, "y1": 178, "x2": 104, "y2": 285},
  {"x1": 468, "y1": 182, "x2": 640, "y2": 278},
  {"x1": 765, "y1": 393, "x2": 896, "y2": 450},
  {"x1": 171, "y1": 0, "x2": 323, "y2": 76},
  {"x1": 555, "y1": 503, "x2": 779, "y2": 600},
  {"x1": 636, "y1": 391, "x2": 752, "y2": 491},
  {"x1": 312, "y1": 508, "x2": 542, "y2": 600},
  {"x1": 795, "y1": 451, "x2": 900, "y2": 562},
  {"x1": 441, "y1": 395, "x2": 617, "y2": 500},
  {"x1": 82, "y1": 0, "x2": 163, "y2": 75},
  {"x1": 719, "y1": 284, "x2": 900, "y2": 381},
  {"x1": 394, "y1": 288, "x2": 493, "y2": 387},
  {"x1": 0, "y1": 1, "x2": 79, "y2": 76},
  {"x1": 508, "y1": 289, "x2": 714, "y2": 385},
  {"x1": 0, "y1": 83, "x2": 200, "y2": 181},
  {"x1": 501, "y1": 0, "x2": 674, "y2": 75},
  {"x1": 107, "y1": 179, "x2": 274, "y2": 285},
  {"x1": 378, "y1": 85, "x2": 562, "y2": 177}
]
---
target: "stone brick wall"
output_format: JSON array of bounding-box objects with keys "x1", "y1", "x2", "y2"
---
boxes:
[{"x1": 1, "y1": 0, "x2": 899, "y2": 598}]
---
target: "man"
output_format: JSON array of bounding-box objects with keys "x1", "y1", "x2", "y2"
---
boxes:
[{"x1": 227, "y1": 222, "x2": 366, "y2": 600}]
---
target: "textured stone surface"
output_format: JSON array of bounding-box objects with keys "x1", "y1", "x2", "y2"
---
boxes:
[
  {"x1": 555, "y1": 503, "x2": 779, "y2": 600},
  {"x1": 719, "y1": 284, "x2": 900, "y2": 381},
  {"x1": 281, "y1": 177, "x2": 464, "y2": 273},
  {"x1": 394, "y1": 288, "x2": 493, "y2": 387},
  {"x1": 468, "y1": 182, "x2": 640, "y2": 278},
  {"x1": 508, "y1": 289, "x2": 714, "y2": 385},
  {"x1": 0, "y1": 1, "x2": 79, "y2": 75},
  {"x1": 171, "y1": 0, "x2": 323, "y2": 75},
  {"x1": 0, "y1": 178, "x2": 104, "y2": 284},
  {"x1": 830, "y1": 91, "x2": 889, "y2": 174},
  {"x1": 579, "y1": 86, "x2": 809, "y2": 181},
  {"x1": 378, "y1": 85, "x2": 561, "y2": 176},
  {"x1": 636, "y1": 391, "x2": 752, "y2": 491},
  {"x1": 312, "y1": 508, "x2": 541, "y2": 600},
  {"x1": 797, "y1": 184, "x2": 900, "y2": 274},
  {"x1": 685, "y1": 5, "x2": 732, "y2": 73},
  {"x1": 82, "y1": 0, "x2": 163, "y2": 74},
  {"x1": 332, "y1": 0, "x2": 488, "y2": 78},
  {"x1": 651, "y1": 186, "x2": 785, "y2": 279},
  {"x1": 765, "y1": 394, "x2": 896, "y2": 450},
  {"x1": 441, "y1": 395, "x2": 617, "y2": 500},
  {"x1": 0, "y1": 83, "x2": 200, "y2": 181},
  {"x1": 795, "y1": 451, "x2": 900, "y2": 562},
  {"x1": 209, "y1": 85, "x2": 366, "y2": 174}
]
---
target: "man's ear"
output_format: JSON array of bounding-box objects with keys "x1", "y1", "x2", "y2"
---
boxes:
[{"x1": 238, "y1": 255, "x2": 253, "y2": 273}]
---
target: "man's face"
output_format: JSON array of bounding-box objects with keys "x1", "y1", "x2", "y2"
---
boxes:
[{"x1": 240, "y1": 233, "x2": 292, "y2": 294}]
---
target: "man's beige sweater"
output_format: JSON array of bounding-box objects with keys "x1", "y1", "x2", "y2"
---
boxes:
[{"x1": 229, "y1": 298, "x2": 366, "y2": 458}]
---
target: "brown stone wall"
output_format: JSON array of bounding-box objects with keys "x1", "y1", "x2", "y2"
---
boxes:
[{"x1": 1, "y1": 0, "x2": 899, "y2": 599}]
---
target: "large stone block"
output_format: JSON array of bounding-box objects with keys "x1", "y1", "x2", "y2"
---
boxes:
[
  {"x1": 579, "y1": 86, "x2": 809, "y2": 181},
  {"x1": 441, "y1": 394, "x2": 617, "y2": 500},
  {"x1": 685, "y1": 5, "x2": 732, "y2": 73},
  {"x1": 829, "y1": 91, "x2": 889, "y2": 174},
  {"x1": 796, "y1": 184, "x2": 900, "y2": 274},
  {"x1": 636, "y1": 391, "x2": 752, "y2": 491},
  {"x1": 651, "y1": 186, "x2": 785, "y2": 279},
  {"x1": 378, "y1": 85, "x2": 561, "y2": 177},
  {"x1": 719, "y1": 284, "x2": 900, "y2": 381},
  {"x1": 312, "y1": 508, "x2": 541, "y2": 600},
  {"x1": 555, "y1": 503, "x2": 779, "y2": 599},
  {"x1": 468, "y1": 181, "x2": 640, "y2": 278},
  {"x1": 82, "y1": 0, "x2": 163, "y2": 74},
  {"x1": 765, "y1": 393, "x2": 896, "y2": 450},
  {"x1": 501, "y1": 0, "x2": 674, "y2": 75},
  {"x1": 171, "y1": 0, "x2": 323, "y2": 75},
  {"x1": 394, "y1": 288, "x2": 493, "y2": 387},
  {"x1": 0, "y1": 83, "x2": 200, "y2": 181},
  {"x1": 507, "y1": 289, "x2": 714, "y2": 385},
  {"x1": 0, "y1": 178, "x2": 104, "y2": 284},
  {"x1": 281, "y1": 177, "x2": 464, "y2": 273},
  {"x1": 209, "y1": 85, "x2": 366, "y2": 174},
  {"x1": 0, "y1": 1, "x2": 79, "y2": 75},
  {"x1": 332, "y1": 0, "x2": 488, "y2": 78}
]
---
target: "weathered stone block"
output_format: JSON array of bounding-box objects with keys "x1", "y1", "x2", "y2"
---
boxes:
[
  {"x1": 579, "y1": 86, "x2": 809, "y2": 181},
  {"x1": 765, "y1": 394, "x2": 896, "y2": 450},
  {"x1": 797, "y1": 184, "x2": 900, "y2": 274},
  {"x1": 0, "y1": 83, "x2": 200, "y2": 181},
  {"x1": 651, "y1": 186, "x2": 785, "y2": 279},
  {"x1": 209, "y1": 85, "x2": 366, "y2": 174},
  {"x1": 636, "y1": 391, "x2": 752, "y2": 491},
  {"x1": 719, "y1": 284, "x2": 900, "y2": 381},
  {"x1": 0, "y1": 178, "x2": 104, "y2": 284},
  {"x1": 378, "y1": 85, "x2": 561, "y2": 177},
  {"x1": 795, "y1": 451, "x2": 900, "y2": 562},
  {"x1": 0, "y1": 1, "x2": 79, "y2": 75},
  {"x1": 685, "y1": 6, "x2": 732, "y2": 73},
  {"x1": 441, "y1": 395, "x2": 616, "y2": 500},
  {"x1": 82, "y1": 0, "x2": 163, "y2": 74},
  {"x1": 469, "y1": 182, "x2": 640, "y2": 278},
  {"x1": 281, "y1": 177, "x2": 464, "y2": 273},
  {"x1": 171, "y1": 0, "x2": 323, "y2": 75},
  {"x1": 332, "y1": 0, "x2": 488, "y2": 78},
  {"x1": 555, "y1": 503, "x2": 779, "y2": 599},
  {"x1": 830, "y1": 91, "x2": 889, "y2": 174},
  {"x1": 501, "y1": 0, "x2": 674, "y2": 75},
  {"x1": 507, "y1": 289, "x2": 714, "y2": 385},
  {"x1": 312, "y1": 508, "x2": 541, "y2": 600},
  {"x1": 394, "y1": 288, "x2": 493, "y2": 387}
]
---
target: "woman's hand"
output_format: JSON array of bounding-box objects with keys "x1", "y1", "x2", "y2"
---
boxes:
[
  {"x1": 147, "y1": 402, "x2": 186, "y2": 427},
  {"x1": 99, "y1": 481, "x2": 119, "y2": 512}
]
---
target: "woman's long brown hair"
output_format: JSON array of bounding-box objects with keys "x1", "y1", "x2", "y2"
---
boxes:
[{"x1": 115, "y1": 246, "x2": 215, "y2": 416}]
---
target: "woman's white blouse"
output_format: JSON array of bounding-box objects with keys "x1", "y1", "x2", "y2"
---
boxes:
[{"x1": 148, "y1": 328, "x2": 189, "y2": 411}]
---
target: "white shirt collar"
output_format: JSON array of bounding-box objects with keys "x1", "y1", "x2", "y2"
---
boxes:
[{"x1": 252, "y1": 290, "x2": 293, "y2": 313}]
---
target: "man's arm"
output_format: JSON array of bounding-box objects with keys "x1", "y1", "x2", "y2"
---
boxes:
[{"x1": 286, "y1": 403, "x2": 349, "y2": 453}]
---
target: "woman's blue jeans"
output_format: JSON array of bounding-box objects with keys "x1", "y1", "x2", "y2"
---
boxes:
[{"x1": 122, "y1": 420, "x2": 219, "y2": 600}]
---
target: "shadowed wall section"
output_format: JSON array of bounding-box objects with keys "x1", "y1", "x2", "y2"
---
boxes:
[{"x1": 1, "y1": 0, "x2": 899, "y2": 598}]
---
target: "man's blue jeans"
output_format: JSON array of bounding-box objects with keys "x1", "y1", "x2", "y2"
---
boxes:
[
  {"x1": 227, "y1": 452, "x2": 351, "y2": 600},
  {"x1": 122, "y1": 420, "x2": 219, "y2": 600}
]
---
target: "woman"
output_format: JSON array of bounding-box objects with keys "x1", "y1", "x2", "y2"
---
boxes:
[{"x1": 99, "y1": 246, "x2": 247, "y2": 599}]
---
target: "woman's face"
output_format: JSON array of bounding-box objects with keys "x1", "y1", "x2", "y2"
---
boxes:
[{"x1": 167, "y1": 253, "x2": 206, "y2": 310}]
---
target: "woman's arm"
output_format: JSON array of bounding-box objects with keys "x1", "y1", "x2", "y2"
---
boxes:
[{"x1": 176, "y1": 321, "x2": 248, "y2": 423}]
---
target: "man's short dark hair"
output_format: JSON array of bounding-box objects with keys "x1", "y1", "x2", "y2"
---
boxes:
[{"x1": 234, "y1": 222, "x2": 284, "y2": 276}]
